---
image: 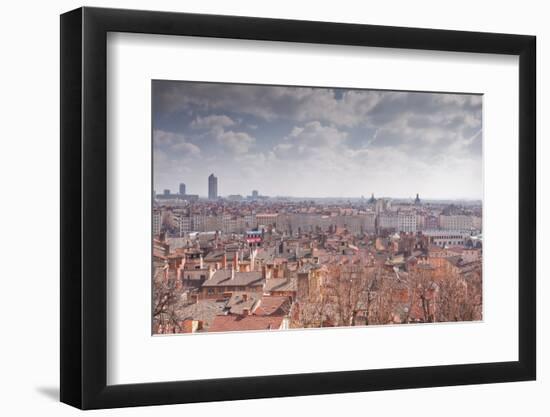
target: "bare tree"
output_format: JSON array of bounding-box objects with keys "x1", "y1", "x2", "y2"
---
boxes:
[
  {"x1": 367, "y1": 270, "x2": 400, "y2": 325},
  {"x1": 294, "y1": 265, "x2": 402, "y2": 328},
  {"x1": 400, "y1": 266, "x2": 437, "y2": 323},
  {"x1": 401, "y1": 262, "x2": 483, "y2": 324},
  {"x1": 293, "y1": 293, "x2": 329, "y2": 328},
  {"x1": 435, "y1": 266, "x2": 482, "y2": 322},
  {"x1": 320, "y1": 264, "x2": 379, "y2": 327},
  {"x1": 152, "y1": 264, "x2": 184, "y2": 333}
]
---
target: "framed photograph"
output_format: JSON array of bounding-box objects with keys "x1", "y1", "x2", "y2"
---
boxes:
[{"x1": 60, "y1": 6, "x2": 536, "y2": 409}]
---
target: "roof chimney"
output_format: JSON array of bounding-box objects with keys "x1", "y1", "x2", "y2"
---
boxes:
[
  {"x1": 222, "y1": 252, "x2": 227, "y2": 269},
  {"x1": 163, "y1": 261, "x2": 169, "y2": 283},
  {"x1": 231, "y1": 266, "x2": 235, "y2": 280},
  {"x1": 233, "y1": 251, "x2": 238, "y2": 270},
  {"x1": 251, "y1": 248, "x2": 257, "y2": 272}
]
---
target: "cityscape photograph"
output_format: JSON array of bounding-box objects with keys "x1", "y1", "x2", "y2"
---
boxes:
[{"x1": 152, "y1": 80, "x2": 483, "y2": 334}]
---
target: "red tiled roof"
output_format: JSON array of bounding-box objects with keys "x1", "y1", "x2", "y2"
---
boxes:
[
  {"x1": 208, "y1": 315, "x2": 284, "y2": 332},
  {"x1": 447, "y1": 246, "x2": 465, "y2": 253},
  {"x1": 253, "y1": 296, "x2": 290, "y2": 316},
  {"x1": 264, "y1": 278, "x2": 297, "y2": 293},
  {"x1": 202, "y1": 269, "x2": 264, "y2": 287}
]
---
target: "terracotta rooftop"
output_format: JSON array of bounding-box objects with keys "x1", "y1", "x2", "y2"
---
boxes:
[
  {"x1": 225, "y1": 292, "x2": 260, "y2": 315},
  {"x1": 264, "y1": 278, "x2": 297, "y2": 293},
  {"x1": 446, "y1": 255, "x2": 463, "y2": 267},
  {"x1": 203, "y1": 250, "x2": 241, "y2": 262},
  {"x1": 175, "y1": 299, "x2": 226, "y2": 330},
  {"x1": 447, "y1": 246, "x2": 466, "y2": 253},
  {"x1": 202, "y1": 269, "x2": 264, "y2": 287},
  {"x1": 253, "y1": 296, "x2": 291, "y2": 316},
  {"x1": 208, "y1": 315, "x2": 284, "y2": 333}
]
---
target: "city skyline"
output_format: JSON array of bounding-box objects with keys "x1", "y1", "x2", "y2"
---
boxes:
[
  {"x1": 156, "y1": 174, "x2": 481, "y2": 202},
  {"x1": 153, "y1": 81, "x2": 483, "y2": 199}
]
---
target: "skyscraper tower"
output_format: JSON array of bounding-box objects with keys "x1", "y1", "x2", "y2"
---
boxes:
[
  {"x1": 414, "y1": 193, "x2": 421, "y2": 205},
  {"x1": 208, "y1": 173, "x2": 218, "y2": 200},
  {"x1": 179, "y1": 182, "x2": 186, "y2": 195}
]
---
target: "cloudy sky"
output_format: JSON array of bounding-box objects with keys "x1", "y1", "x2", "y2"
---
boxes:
[{"x1": 153, "y1": 80, "x2": 482, "y2": 199}]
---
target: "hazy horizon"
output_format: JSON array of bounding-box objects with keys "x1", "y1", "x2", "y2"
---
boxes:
[
  {"x1": 153, "y1": 81, "x2": 483, "y2": 200},
  {"x1": 156, "y1": 191, "x2": 482, "y2": 202}
]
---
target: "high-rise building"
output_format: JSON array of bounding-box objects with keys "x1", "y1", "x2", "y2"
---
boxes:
[
  {"x1": 208, "y1": 174, "x2": 218, "y2": 200},
  {"x1": 252, "y1": 190, "x2": 259, "y2": 199},
  {"x1": 177, "y1": 215, "x2": 192, "y2": 236},
  {"x1": 179, "y1": 182, "x2": 186, "y2": 195},
  {"x1": 375, "y1": 198, "x2": 389, "y2": 214},
  {"x1": 152, "y1": 209, "x2": 162, "y2": 236},
  {"x1": 163, "y1": 189, "x2": 170, "y2": 196}
]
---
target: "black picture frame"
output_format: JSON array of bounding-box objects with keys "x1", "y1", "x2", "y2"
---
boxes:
[{"x1": 60, "y1": 6, "x2": 536, "y2": 410}]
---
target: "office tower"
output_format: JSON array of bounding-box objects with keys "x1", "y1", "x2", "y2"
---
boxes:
[{"x1": 208, "y1": 174, "x2": 218, "y2": 200}]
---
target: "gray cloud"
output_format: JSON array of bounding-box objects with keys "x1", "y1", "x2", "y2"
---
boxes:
[
  {"x1": 153, "y1": 81, "x2": 482, "y2": 199},
  {"x1": 190, "y1": 114, "x2": 235, "y2": 130}
]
